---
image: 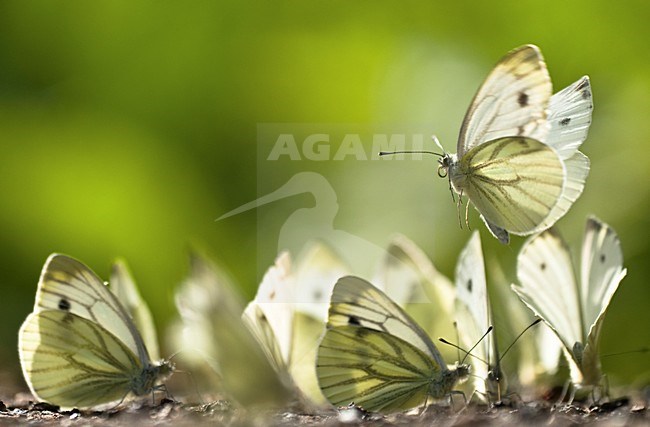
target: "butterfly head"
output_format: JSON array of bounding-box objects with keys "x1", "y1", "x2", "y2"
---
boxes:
[
  {"x1": 437, "y1": 153, "x2": 454, "y2": 178},
  {"x1": 132, "y1": 360, "x2": 175, "y2": 396},
  {"x1": 486, "y1": 365, "x2": 508, "y2": 402}
]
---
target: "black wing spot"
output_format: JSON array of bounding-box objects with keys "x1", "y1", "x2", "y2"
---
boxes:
[
  {"x1": 467, "y1": 279, "x2": 473, "y2": 292},
  {"x1": 540, "y1": 262, "x2": 546, "y2": 271},
  {"x1": 600, "y1": 254, "x2": 606, "y2": 263},
  {"x1": 582, "y1": 89, "x2": 591, "y2": 100},
  {"x1": 58, "y1": 298, "x2": 71, "y2": 311},
  {"x1": 348, "y1": 315, "x2": 361, "y2": 326},
  {"x1": 517, "y1": 125, "x2": 525, "y2": 135},
  {"x1": 559, "y1": 117, "x2": 571, "y2": 126},
  {"x1": 518, "y1": 92, "x2": 529, "y2": 107},
  {"x1": 313, "y1": 290, "x2": 323, "y2": 301}
]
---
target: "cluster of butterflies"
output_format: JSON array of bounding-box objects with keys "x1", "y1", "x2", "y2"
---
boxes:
[{"x1": 18, "y1": 45, "x2": 629, "y2": 412}]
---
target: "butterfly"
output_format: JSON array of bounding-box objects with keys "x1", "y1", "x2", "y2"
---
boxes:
[
  {"x1": 435, "y1": 45, "x2": 592, "y2": 244},
  {"x1": 242, "y1": 242, "x2": 350, "y2": 406},
  {"x1": 512, "y1": 217, "x2": 627, "y2": 391},
  {"x1": 316, "y1": 276, "x2": 469, "y2": 412},
  {"x1": 453, "y1": 232, "x2": 507, "y2": 401},
  {"x1": 18, "y1": 254, "x2": 173, "y2": 409},
  {"x1": 173, "y1": 251, "x2": 296, "y2": 408}
]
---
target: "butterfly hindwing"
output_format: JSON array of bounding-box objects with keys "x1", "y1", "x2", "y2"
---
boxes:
[
  {"x1": 317, "y1": 325, "x2": 436, "y2": 412},
  {"x1": 19, "y1": 310, "x2": 143, "y2": 408},
  {"x1": 459, "y1": 136, "x2": 565, "y2": 234}
]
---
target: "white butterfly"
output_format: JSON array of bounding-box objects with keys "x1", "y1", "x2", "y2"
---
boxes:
[
  {"x1": 242, "y1": 242, "x2": 350, "y2": 405},
  {"x1": 18, "y1": 254, "x2": 173, "y2": 409},
  {"x1": 316, "y1": 276, "x2": 469, "y2": 412},
  {"x1": 512, "y1": 217, "x2": 627, "y2": 391},
  {"x1": 173, "y1": 252, "x2": 295, "y2": 408},
  {"x1": 453, "y1": 232, "x2": 506, "y2": 401},
  {"x1": 436, "y1": 45, "x2": 592, "y2": 244}
]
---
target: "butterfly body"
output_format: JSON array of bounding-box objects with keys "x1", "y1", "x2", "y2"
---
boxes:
[{"x1": 19, "y1": 254, "x2": 172, "y2": 409}]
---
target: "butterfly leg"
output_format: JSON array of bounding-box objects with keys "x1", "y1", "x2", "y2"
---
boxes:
[
  {"x1": 553, "y1": 379, "x2": 571, "y2": 408},
  {"x1": 448, "y1": 390, "x2": 467, "y2": 412},
  {"x1": 464, "y1": 197, "x2": 471, "y2": 230},
  {"x1": 456, "y1": 190, "x2": 464, "y2": 229}
]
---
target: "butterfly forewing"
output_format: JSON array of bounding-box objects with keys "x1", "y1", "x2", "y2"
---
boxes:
[
  {"x1": 457, "y1": 45, "x2": 552, "y2": 157},
  {"x1": 513, "y1": 230, "x2": 583, "y2": 355},
  {"x1": 580, "y1": 218, "x2": 627, "y2": 345},
  {"x1": 454, "y1": 232, "x2": 491, "y2": 385},
  {"x1": 459, "y1": 137, "x2": 564, "y2": 233},
  {"x1": 35, "y1": 254, "x2": 147, "y2": 363},
  {"x1": 327, "y1": 276, "x2": 444, "y2": 364}
]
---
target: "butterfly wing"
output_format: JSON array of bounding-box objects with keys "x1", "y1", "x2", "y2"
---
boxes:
[
  {"x1": 454, "y1": 232, "x2": 492, "y2": 392},
  {"x1": 546, "y1": 76, "x2": 593, "y2": 159},
  {"x1": 317, "y1": 325, "x2": 438, "y2": 412},
  {"x1": 33, "y1": 254, "x2": 150, "y2": 366},
  {"x1": 293, "y1": 241, "x2": 351, "y2": 322},
  {"x1": 459, "y1": 137, "x2": 564, "y2": 234},
  {"x1": 530, "y1": 77, "x2": 593, "y2": 233},
  {"x1": 110, "y1": 259, "x2": 160, "y2": 361},
  {"x1": 457, "y1": 44, "x2": 551, "y2": 157},
  {"x1": 175, "y1": 252, "x2": 294, "y2": 407},
  {"x1": 243, "y1": 252, "x2": 295, "y2": 367},
  {"x1": 578, "y1": 217, "x2": 627, "y2": 384},
  {"x1": 317, "y1": 276, "x2": 464, "y2": 412},
  {"x1": 19, "y1": 310, "x2": 142, "y2": 409},
  {"x1": 513, "y1": 230, "x2": 584, "y2": 381},
  {"x1": 326, "y1": 276, "x2": 445, "y2": 365}
]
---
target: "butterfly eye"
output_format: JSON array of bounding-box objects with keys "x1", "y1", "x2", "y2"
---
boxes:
[{"x1": 437, "y1": 165, "x2": 448, "y2": 178}]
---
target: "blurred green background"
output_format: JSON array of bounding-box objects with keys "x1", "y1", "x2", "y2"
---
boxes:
[{"x1": 1, "y1": 0, "x2": 648, "y2": 393}]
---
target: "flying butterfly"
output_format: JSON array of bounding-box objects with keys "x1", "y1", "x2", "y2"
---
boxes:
[
  {"x1": 381, "y1": 45, "x2": 592, "y2": 244},
  {"x1": 316, "y1": 276, "x2": 469, "y2": 412},
  {"x1": 18, "y1": 254, "x2": 173, "y2": 409},
  {"x1": 512, "y1": 217, "x2": 627, "y2": 395}
]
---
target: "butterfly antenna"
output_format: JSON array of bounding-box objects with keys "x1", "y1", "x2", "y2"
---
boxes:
[
  {"x1": 438, "y1": 337, "x2": 488, "y2": 365},
  {"x1": 464, "y1": 326, "x2": 493, "y2": 365},
  {"x1": 378, "y1": 150, "x2": 443, "y2": 157},
  {"x1": 601, "y1": 347, "x2": 649, "y2": 358},
  {"x1": 498, "y1": 319, "x2": 542, "y2": 363},
  {"x1": 454, "y1": 321, "x2": 461, "y2": 362}
]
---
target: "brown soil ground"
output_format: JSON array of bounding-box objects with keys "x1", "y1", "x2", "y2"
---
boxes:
[{"x1": 0, "y1": 394, "x2": 647, "y2": 426}]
